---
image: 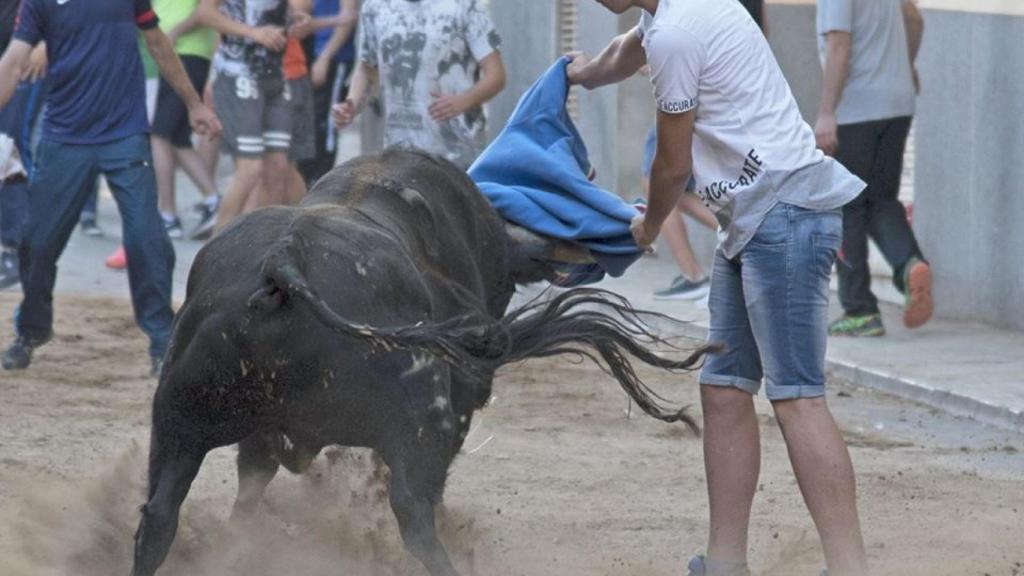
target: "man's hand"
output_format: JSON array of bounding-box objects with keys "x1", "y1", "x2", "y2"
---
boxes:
[
  {"x1": 630, "y1": 214, "x2": 658, "y2": 251},
  {"x1": 815, "y1": 113, "x2": 839, "y2": 157},
  {"x1": 288, "y1": 12, "x2": 314, "y2": 39},
  {"x1": 188, "y1": 101, "x2": 222, "y2": 139},
  {"x1": 311, "y1": 56, "x2": 330, "y2": 88},
  {"x1": 428, "y1": 91, "x2": 471, "y2": 122},
  {"x1": 250, "y1": 26, "x2": 288, "y2": 51},
  {"x1": 332, "y1": 98, "x2": 360, "y2": 129},
  {"x1": 566, "y1": 51, "x2": 594, "y2": 88},
  {"x1": 22, "y1": 43, "x2": 47, "y2": 83}
]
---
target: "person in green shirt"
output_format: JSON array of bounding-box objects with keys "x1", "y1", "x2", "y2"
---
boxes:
[{"x1": 151, "y1": 0, "x2": 221, "y2": 240}]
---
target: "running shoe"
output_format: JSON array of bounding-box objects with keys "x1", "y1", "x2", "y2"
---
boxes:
[
  {"x1": 80, "y1": 216, "x2": 104, "y2": 237},
  {"x1": 653, "y1": 275, "x2": 711, "y2": 301},
  {"x1": 902, "y1": 257, "x2": 933, "y2": 329},
  {"x1": 191, "y1": 203, "x2": 218, "y2": 240},
  {"x1": 164, "y1": 216, "x2": 184, "y2": 239},
  {"x1": 2, "y1": 333, "x2": 51, "y2": 370},
  {"x1": 105, "y1": 246, "x2": 127, "y2": 270},
  {"x1": 828, "y1": 313, "x2": 885, "y2": 337}
]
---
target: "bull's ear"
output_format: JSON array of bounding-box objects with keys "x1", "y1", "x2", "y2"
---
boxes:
[{"x1": 504, "y1": 223, "x2": 594, "y2": 285}]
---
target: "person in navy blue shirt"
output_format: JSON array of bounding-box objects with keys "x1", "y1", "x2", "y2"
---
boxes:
[{"x1": 0, "y1": 0, "x2": 220, "y2": 376}]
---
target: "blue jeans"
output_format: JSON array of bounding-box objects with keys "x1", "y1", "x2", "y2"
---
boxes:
[
  {"x1": 0, "y1": 81, "x2": 43, "y2": 250},
  {"x1": 17, "y1": 134, "x2": 175, "y2": 359},
  {"x1": 700, "y1": 202, "x2": 842, "y2": 401}
]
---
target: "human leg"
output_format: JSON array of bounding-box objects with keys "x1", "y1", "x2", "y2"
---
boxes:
[
  {"x1": 743, "y1": 203, "x2": 867, "y2": 574},
  {"x1": 698, "y1": 250, "x2": 765, "y2": 570},
  {"x1": 98, "y1": 135, "x2": 176, "y2": 362},
  {"x1": 217, "y1": 156, "x2": 263, "y2": 230},
  {"x1": 862, "y1": 117, "x2": 932, "y2": 328},
  {"x1": 212, "y1": 73, "x2": 268, "y2": 230},
  {"x1": 6, "y1": 140, "x2": 98, "y2": 363},
  {"x1": 152, "y1": 135, "x2": 178, "y2": 216},
  {"x1": 678, "y1": 191, "x2": 718, "y2": 230},
  {"x1": 834, "y1": 121, "x2": 882, "y2": 322}
]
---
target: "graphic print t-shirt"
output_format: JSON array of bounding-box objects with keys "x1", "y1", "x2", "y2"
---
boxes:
[
  {"x1": 359, "y1": 0, "x2": 501, "y2": 170},
  {"x1": 213, "y1": 0, "x2": 288, "y2": 78},
  {"x1": 639, "y1": 0, "x2": 864, "y2": 257}
]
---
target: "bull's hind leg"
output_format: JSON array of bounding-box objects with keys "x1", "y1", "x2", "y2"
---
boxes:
[
  {"x1": 230, "y1": 430, "x2": 281, "y2": 521},
  {"x1": 131, "y1": 442, "x2": 205, "y2": 576},
  {"x1": 381, "y1": 445, "x2": 460, "y2": 576}
]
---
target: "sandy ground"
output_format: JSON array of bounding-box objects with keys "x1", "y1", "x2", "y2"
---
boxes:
[{"x1": 0, "y1": 293, "x2": 1022, "y2": 576}]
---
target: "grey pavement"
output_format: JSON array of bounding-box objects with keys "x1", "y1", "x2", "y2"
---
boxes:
[{"x1": 5, "y1": 184, "x2": 1022, "y2": 433}]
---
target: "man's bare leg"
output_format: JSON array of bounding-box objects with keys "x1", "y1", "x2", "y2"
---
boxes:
[
  {"x1": 152, "y1": 135, "x2": 178, "y2": 216},
  {"x1": 702, "y1": 385, "x2": 761, "y2": 569},
  {"x1": 678, "y1": 191, "x2": 718, "y2": 229},
  {"x1": 661, "y1": 207, "x2": 705, "y2": 281},
  {"x1": 772, "y1": 397, "x2": 868, "y2": 576},
  {"x1": 216, "y1": 156, "x2": 262, "y2": 232},
  {"x1": 173, "y1": 146, "x2": 218, "y2": 198},
  {"x1": 260, "y1": 151, "x2": 290, "y2": 207}
]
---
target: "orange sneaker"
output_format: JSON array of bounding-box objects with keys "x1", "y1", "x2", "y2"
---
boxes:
[
  {"x1": 105, "y1": 246, "x2": 127, "y2": 270},
  {"x1": 902, "y1": 257, "x2": 933, "y2": 329}
]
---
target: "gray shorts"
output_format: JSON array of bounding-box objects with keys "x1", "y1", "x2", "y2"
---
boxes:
[
  {"x1": 286, "y1": 76, "x2": 316, "y2": 162},
  {"x1": 213, "y1": 73, "x2": 292, "y2": 158}
]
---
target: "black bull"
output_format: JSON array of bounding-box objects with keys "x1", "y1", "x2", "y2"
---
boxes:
[{"x1": 131, "y1": 150, "x2": 716, "y2": 576}]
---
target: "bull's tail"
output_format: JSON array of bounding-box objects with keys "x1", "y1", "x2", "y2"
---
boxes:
[{"x1": 252, "y1": 239, "x2": 720, "y2": 431}]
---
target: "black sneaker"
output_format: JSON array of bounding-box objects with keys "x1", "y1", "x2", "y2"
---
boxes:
[
  {"x1": 687, "y1": 555, "x2": 750, "y2": 576},
  {"x1": 2, "y1": 334, "x2": 51, "y2": 370},
  {"x1": 190, "y1": 203, "x2": 218, "y2": 240},
  {"x1": 0, "y1": 249, "x2": 18, "y2": 290},
  {"x1": 80, "y1": 216, "x2": 104, "y2": 237},
  {"x1": 653, "y1": 275, "x2": 711, "y2": 301},
  {"x1": 164, "y1": 216, "x2": 184, "y2": 239}
]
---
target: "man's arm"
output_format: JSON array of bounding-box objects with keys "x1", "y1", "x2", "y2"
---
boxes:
[
  {"x1": 311, "y1": 0, "x2": 358, "y2": 87},
  {"x1": 903, "y1": 0, "x2": 924, "y2": 92},
  {"x1": 633, "y1": 109, "x2": 696, "y2": 248},
  {"x1": 814, "y1": 30, "x2": 851, "y2": 156},
  {"x1": 197, "y1": 0, "x2": 287, "y2": 51},
  {"x1": 0, "y1": 41, "x2": 33, "y2": 110},
  {"x1": 428, "y1": 51, "x2": 506, "y2": 122},
  {"x1": 567, "y1": 27, "x2": 646, "y2": 89},
  {"x1": 142, "y1": 27, "x2": 221, "y2": 137},
  {"x1": 332, "y1": 60, "x2": 378, "y2": 129}
]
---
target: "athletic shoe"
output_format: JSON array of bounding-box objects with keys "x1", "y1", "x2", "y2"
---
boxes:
[
  {"x1": 2, "y1": 333, "x2": 51, "y2": 370},
  {"x1": 0, "y1": 249, "x2": 19, "y2": 290},
  {"x1": 80, "y1": 217, "x2": 104, "y2": 237},
  {"x1": 164, "y1": 216, "x2": 184, "y2": 239},
  {"x1": 190, "y1": 204, "x2": 218, "y2": 241},
  {"x1": 105, "y1": 246, "x2": 127, "y2": 270},
  {"x1": 902, "y1": 257, "x2": 933, "y2": 329},
  {"x1": 687, "y1": 555, "x2": 750, "y2": 576},
  {"x1": 151, "y1": 357, "x2": 164, "y2": 379},
  {"x1": 828, "y1": 313, "x2": 886, "y2": 337},
  {"x1": 653, "y1": 275, "x2": 711, "y2": 301}
]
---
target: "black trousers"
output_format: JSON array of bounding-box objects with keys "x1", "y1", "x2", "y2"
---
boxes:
[{"x1": 835, "y1": 116, "x2": 925, "y2": 316}]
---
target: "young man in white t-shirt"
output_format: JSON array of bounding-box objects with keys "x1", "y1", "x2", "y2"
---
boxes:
[{"x1": 570, "y1": 1, "x2": 869, "y2": 575}]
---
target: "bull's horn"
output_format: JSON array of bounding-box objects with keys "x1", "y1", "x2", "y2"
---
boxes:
[{"x1": 504, "y1": 223, "x2": 595, "y2": 264}]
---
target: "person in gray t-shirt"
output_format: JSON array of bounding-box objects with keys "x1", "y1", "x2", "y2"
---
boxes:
[{"x1": 816, "y1": 0, "x2": 934, "y2": 337}]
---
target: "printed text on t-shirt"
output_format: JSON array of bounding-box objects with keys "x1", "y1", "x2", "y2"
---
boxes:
[{"x1": 699, "y1": 149, "x2": 764, "y2": 203}]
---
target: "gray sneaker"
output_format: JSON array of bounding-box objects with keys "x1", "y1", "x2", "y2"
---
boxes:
[
  {"x1": 687, "y1": 555, "x2": 751, "y2": 576},
  {"x1": 654, "y1": 275, "x2": 710, "y2": 301}
]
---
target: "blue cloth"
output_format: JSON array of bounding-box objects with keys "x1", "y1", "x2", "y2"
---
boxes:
[
  {"x1": 313, "y1": 0, "x2": 356, "y2": 63},
  {"x1": 14, "y1": 0, "x2": 158, "y2": 145},
  {"x1": 469, "y1": 58, "x2": 641, "y2": 285}
]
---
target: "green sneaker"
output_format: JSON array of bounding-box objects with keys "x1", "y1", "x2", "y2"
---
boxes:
[{"x1": 828, "y1": 314, "x2": 886, "y2": 337}]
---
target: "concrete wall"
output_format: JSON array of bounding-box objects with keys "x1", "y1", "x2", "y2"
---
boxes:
[
  {"x1": 761, "y1": 2, "x2": 1024, "y2": 330},
  {"x1": 913, "y1": 10, "x2": 1024, "y2": 330}
]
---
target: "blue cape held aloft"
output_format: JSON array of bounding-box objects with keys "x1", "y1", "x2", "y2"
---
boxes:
[{"x1": 469, "y1": 58, "x2": 642, "y2": 286}]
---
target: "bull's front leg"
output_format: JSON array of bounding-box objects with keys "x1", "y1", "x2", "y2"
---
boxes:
[
  {"x1": 131, "y1": 448, "x2": 204, "y2": 576},
  {"x1": 230, "y1": 430, "x2": 281, "y2": 521}
]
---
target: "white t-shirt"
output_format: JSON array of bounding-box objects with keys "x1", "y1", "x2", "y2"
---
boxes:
[
  {"x1": 359, "y1": 0, "x2": 501, "y2": 170},
  {"x1": 640, "y1": 0, "x2": 864, "y2": 258}
]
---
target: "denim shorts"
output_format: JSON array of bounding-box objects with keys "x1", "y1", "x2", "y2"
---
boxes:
[{"x1": 699, "y1": 202, "x2": 842, "y2": 400}]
